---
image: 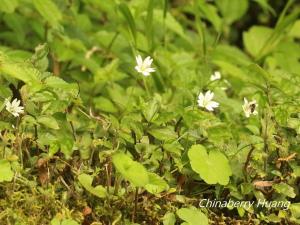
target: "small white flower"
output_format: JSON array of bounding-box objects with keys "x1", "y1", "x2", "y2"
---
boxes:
[
  {"x1": 242, "y1": 98, "x2": 258, "y2": 118},
  {"x1": 5, "y1": 98, "x2": 24, "y2": 117},
  {"x1": 197, "y1": 90, "x2": 219, "y2": 111},
  {"x1": 210, "y1": 71, "x2": 221, "y2": 81},
  {"x1": 134, "y1": 55, "x2": 155, "y2": 76}
]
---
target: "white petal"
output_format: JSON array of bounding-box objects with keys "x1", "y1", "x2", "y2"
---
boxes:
[
  {"x1": 12, "y1": 99, "x2": 20, "y2": 106},
  {"x1": 198, "y1": 93, "x2": 204, "y2": 101},
  {"x1": 197, "y1": 100, "x2": 204, "y2": 107},
  {"x1": 206, "y1": 101, "x2": 219, "y2": 109},
  {"x1": 244, "y1": 112, "x2": 250, "y2": 117},
  {"x1": 144, "y1": 56, "x2": 153, "y2": 66},
  {"x1": 5, "y1": 102, "x2": 11, "y2": 109},
  {"x1": 210, "y1": 71, "x2": 221, "y2": 81},
  {"x1": 215, "y1": 71, "x2": 221, "y2": 78},
  {"x1": 17, "y1": 107, "x2": 24, "y2": 113},
  {"x1": 205, "y1": 91, "x2": 214, "y2": 101},
  {"x1": 4, "y1": 98, "x2": 10, "y2": 105},
  {"x1": 197, "y1": 97, "x2": 204, "y2": 107},
  {"x1": 145, "y1": 67, "x2": 155, "y2": 73},
  {"x1": 142, "y1": 71, "x2": 150, "y2": 76},
  {"x1": 135, "y1": 65, "x2": 141, "y2": 72},
  {"x1": 136, "y1": 55, "x2": 143, "y2": 66},
  {"x1": 205, "y1": 104, "x2": 215, "y2": 111}
]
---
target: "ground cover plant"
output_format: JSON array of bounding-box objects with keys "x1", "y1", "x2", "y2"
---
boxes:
[{"x1": 0, "y1": 0, "x2": 300, "y2": 224}]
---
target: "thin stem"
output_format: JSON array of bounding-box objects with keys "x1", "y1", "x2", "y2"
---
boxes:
[
  {"x1": 263, "y1": 84, "x2": 271, "y2": 172},
  {"x1": 243, "y1": 145, "x2": 255, "y2": 182},
  {"x1": 193, "y1": 0, "x2": 206, "y2": 58},
  {"x1": 132, "y1": 187, "x2": 139, "y2": 222},
  {"x1": 263, "y1": 108, "x2": 269, "y2": 172},
  {"x1": 143, "y1": 77, "x2": 151, "y2": 98},
  {"x1": 113, "y1": 175, "x2": 120, "y2": 195},
  {"x1": 16, "y1": 117, "x2": 23, "y2": 168}
]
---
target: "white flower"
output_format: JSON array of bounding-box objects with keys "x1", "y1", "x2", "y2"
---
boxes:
[
  {"x1": 242, "y1": 98, "x2": 258, "y2": 118},
  {"x1": 197, "y1": 90, "x2": 219, "y2": 111},
  {"x1": 134, "y1": 55, "x2": 155, "y2": 76},
  {"x1": 210, "y1": 71, "x2": 221, "y2": 81},
  {"x1": 5, "y1": 98, "x2": 24, "y2": 117}
]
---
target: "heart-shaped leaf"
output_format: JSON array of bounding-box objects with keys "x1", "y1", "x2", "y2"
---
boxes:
[
  {"x1": 145, "y1": 172, "x2": 169, "y2": 194},
  {"x1": 176, "y1": 207, "x2": 208, "y2": 225},
  {"x1": 112, "y1": 152, "x2": 149, "y2": 187},
  {"x1": 188, "y1": 145, "x2": 232, "y2": 185}
]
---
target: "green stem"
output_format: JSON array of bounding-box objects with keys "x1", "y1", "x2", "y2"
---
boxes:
[{"x1": 143, "y1": 77, "x2": 151, "y2": 98}]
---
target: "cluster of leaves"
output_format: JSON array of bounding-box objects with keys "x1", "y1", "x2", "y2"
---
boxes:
[{"x1": 0, "y1": 0, "x2": 300, "y2": 224}]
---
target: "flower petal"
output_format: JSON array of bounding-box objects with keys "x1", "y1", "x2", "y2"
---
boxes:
[
  {"x1": 206, "y1": 101, "x2": 219, "y2": 109},
  {"x1": 205, "y1": 91, "x2": 214, "y2": 101},
  {"x1": 144, "y1": 56, "x2": 152, "y2": 66},
  {"x1": 136, "y1": 55, "x2": 143, "y2": 66}
]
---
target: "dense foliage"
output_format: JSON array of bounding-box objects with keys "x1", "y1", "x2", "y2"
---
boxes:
[{"x1": 0, "y1": 0, "x2": 300, "y2": 224}]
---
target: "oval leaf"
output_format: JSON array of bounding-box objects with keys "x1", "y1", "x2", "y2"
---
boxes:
[{"x1": 0, "y1": 159, "x2": 14, "y2": 182}]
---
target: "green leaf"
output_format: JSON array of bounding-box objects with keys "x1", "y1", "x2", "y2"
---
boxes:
[
  {"x1": 146, "y1": 0, "x2": 154, "y2": 50},
  {"x1": 37, "y1": 116, "x2": 60, "y2": 130},
  {"x1": 119, "y1": 3, "x2": 136, "y2": 44},
  {"x1": 94, "y1": 96, "x2": 118, "y2": 113},
  {"x1": 0, "y1": 85, "x2": 12, "y2": 100},
  {"x1": 153, "y1": 10, "x2": 191, "y2": 43},
  {"x1": 31, "y1": 43, "x2": 49, "y2": 71},
  {"x1": 216, "y1": 0, "x2": 249, "y2": 24},
  {"x1": 143, "y1": 99, "x2": 160, "y2": 122},
  {"x1": 198, "y1": 2, "x2": 222, "y2": 32},
  {"x1": 290, "y1": 203, "x2": 300, "y2": 219},
  {"x1": 51, "y1": 218, "x2": 60, "y2": 225},
  {"x1": 188, "y1": 145, "x2": 232, "y2": 185},
  {"x1": 273, "y1": 183, "x2": 296, "y2": 198},
  {"x1": 246, "y1": 63, "x2": 270, "y2": 83},
  {"x1": 59, "y1": 135, "x2": 74, "y2": 158},
  {"x1": 33, "y1": 0, "x2": 62, "y2": 27},
  {"x1": 176, "y1": 208, "x2": 208, "y2": 225},
  {"x1": 163, "y1": 212, "x2": 176, "y2": 225},
  {"x1": 145, "y1": 172, "x2": 169, "y2": 194},
  {"x1": 254, "y1": 0, "x2": 276, "y2": 15},
  {"x1": 243, "y1": 26, "x2": 273, "y2": 58},
  {"x1": 289, "y1": 20, "x2": 300, "y2": 38},
  {"x1": 212, "y1": 45, "x2": 251, "y2": 67},
  {"x1": 78, "y1": 174, "x2": 107, "y2": 198},
  {"x1": 0, "y1": 159, "x2": 14, "y2": 182},
  {"x1": 212, "y1": 60, "x2": 248, "y2": 82},
  {"x1": 112, "y1": 152, "x2": 149, "y2": 187},
  {"x1": 255, "y1": 6, "x2": 300, "y2": 61},
  {"x1": 0, "y1": 51, "x2": 41, "y2": 84},
  {"x1": 148, "y1": 127, "x2": 177, "y2": 141},
  {"x1": 0, "y1": 0, "x2": 19, "y2": 13},
  {"x1": 0, "y1": 121, "x2": 11, "y2": 130},
  {"x1": 51, "y1": 218, "x2": 79, "y2": 225},
  {"x1": 44, "y1": 76, "x2": 78, "y2": 95},
  {"x1": 61, "y1": 219, "x2": 79, "y2": 225}
]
